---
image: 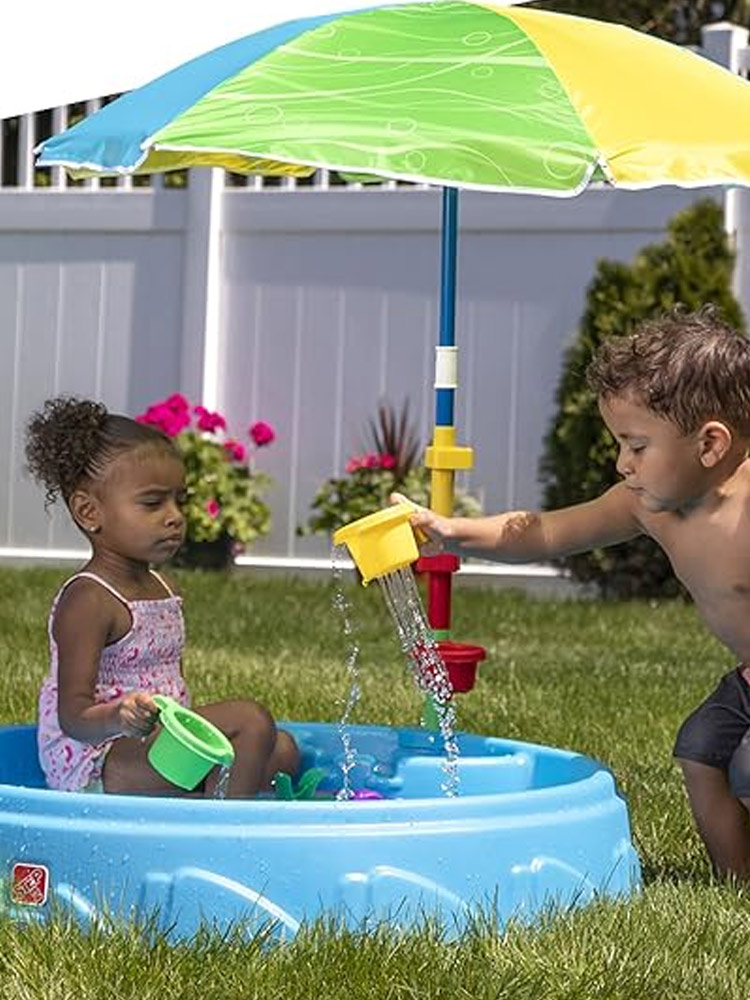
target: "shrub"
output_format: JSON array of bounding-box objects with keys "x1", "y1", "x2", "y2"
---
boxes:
[{"x1": 539, "y1": 198, "x2": 745, "y2": 599}]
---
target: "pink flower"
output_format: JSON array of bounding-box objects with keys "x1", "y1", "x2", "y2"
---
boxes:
[
  {"x1": 344, "y1": 451, "x2": 396, "y2": 474},
  {"x1": 136, "y1": 403, "x2": 190, "y2": 438},
  {"x1": 165, "y1": 393, "x2": 190, "y2": 414},
  {"x1": 249, "y1": 420, "x2": 275, "y2": 447},
  {"x1": 224, "y1": 439, "x2": 247, "y2": 463},
  {"x1": 194, "y1": 405, "x2": 227, "y2": 434},
  {"x1": 205, "y1": 498, "x2": 221, "y2": 519}
]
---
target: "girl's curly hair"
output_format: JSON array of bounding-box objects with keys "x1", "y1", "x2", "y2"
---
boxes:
[{"x1": 25, "y1": 396, "x2": 175, "y2": 508}]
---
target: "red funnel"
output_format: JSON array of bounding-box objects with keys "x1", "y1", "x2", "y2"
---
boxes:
[{"x1": 437, "y1": 641, "x2": 487, "y2": 694}]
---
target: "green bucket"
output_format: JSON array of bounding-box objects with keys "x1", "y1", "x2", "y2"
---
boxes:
[{"x1": 148, "y1": 695, "x2": 235, "y2": 790}]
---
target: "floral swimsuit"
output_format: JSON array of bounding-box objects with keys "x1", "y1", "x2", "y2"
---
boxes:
[{"x1": 37, "y1": 571, "x2": 189, "y2": 792}]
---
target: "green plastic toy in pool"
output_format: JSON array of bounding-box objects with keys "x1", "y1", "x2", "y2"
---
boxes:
[
  {"x1": 272, "y1": 768, "x2": 386, "y2": 801},
  {"x1": 273, "y1": 767, "x2": 327, "y2": 800},
  {"x1": 148, "y1": 694, "x2": 235, "y2": 790}
]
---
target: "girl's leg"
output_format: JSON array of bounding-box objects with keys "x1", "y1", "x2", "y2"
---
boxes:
[
  {"x1": 678, "y1": 757, "x2": 750, "y2": 878},
  {"x1": 196, "y1": 700, "x2": 300, "y2": 798},
  {"x1": 102, "y1": 701, "x2": 300, "y2": 798},
  {"x1": 102, "y1": 733, "x2": 182, "y2": 795},
  {"x1": 261, "y1": 728, "x2": 300, "y2": 788}
]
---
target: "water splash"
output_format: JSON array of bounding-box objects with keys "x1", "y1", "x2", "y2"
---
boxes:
[
  {"x1": 331, "y1": 544, "x2": 361, "y2": 800},
  {"x1": 378, "y1": 567, "x2": 460, "y2": 797},
  {"x1": 213, "y1": 764, "x2": 231, "y2": 800}
]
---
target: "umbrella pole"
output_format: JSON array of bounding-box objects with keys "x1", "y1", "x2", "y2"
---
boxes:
[
  {"x1": 421, "y1": 186, "x2": 474, "y2": 667},
  {"x1": 419, "y1": 188, "x2": 482, "y2": 729}
]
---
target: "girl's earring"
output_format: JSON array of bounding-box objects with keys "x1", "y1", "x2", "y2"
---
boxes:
[{"x1": 87, "y1": 525, "x2": 100, "y2": 534}]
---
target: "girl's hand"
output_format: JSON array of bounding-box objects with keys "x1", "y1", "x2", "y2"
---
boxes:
[
  {"x1": 390, "y1": 493, "x2": 451, "y2": 556},
  {"x1": 117, "y1": 692, "x2": 160, "y2": 738}
]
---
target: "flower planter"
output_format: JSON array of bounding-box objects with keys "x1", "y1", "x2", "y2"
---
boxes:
[{"x1": 171, "y1": 534, "x2": 235, "y2": 571}]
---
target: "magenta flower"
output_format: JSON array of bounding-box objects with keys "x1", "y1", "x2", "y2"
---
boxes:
[
  {"x1": 136, "y1": 402, "x2": 190, "y2": 438},
  {"x1": 249, "y1": 421, "x2": 275, "y2": 447},
  {"x1": 194, "y1": 405, "x2": 227, "y2": 434},
  {"x1": 205, "y1": 498, "x2": 221, "y2": 519},
  {"x1": 164, "y1": 393, "x2": 190, "y2": 414},
  {"x1": 224, "y1": 439, "x2": 247, "y2": 463},
  {"x1": 344, "y1": 451, "x2": 397, "y2": 474}
]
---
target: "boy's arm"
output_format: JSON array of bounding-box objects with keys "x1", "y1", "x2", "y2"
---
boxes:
[{"x1": 403, "y1": 483, "x2": 642, "y2": 563}]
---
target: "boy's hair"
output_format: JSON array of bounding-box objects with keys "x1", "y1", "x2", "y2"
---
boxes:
[
  {"x1": 25, "y1": 396, "x2": 177, "y2": 507},
  {"x1": 586, "y1": 306, "x2": 750, "y2": 436}
]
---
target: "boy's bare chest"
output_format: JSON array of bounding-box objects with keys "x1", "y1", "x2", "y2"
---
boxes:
[{"x1": 654, "y1": 508, "x2": 750, "y2": 597}]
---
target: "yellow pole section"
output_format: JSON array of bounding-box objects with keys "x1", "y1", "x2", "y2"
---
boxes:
[{"x1": 425, "y1": 425, "x2": 474, "y2": 516}]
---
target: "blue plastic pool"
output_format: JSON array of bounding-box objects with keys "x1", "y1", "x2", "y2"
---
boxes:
[{"x1": 0, "y1": 721, "x2": 640, "y2": 940}]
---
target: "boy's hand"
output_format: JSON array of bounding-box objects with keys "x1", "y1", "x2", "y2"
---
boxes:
[
  {"x1": 390, "y1": 493, "x2": 452, "y2": 556},
  {"x1": 117, "y1": 691, "x2": 160, "y2": 738}
]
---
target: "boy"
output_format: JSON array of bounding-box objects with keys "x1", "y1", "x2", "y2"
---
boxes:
[{"x1": 402, "y1": 306, "x2": 750, "y2": 879}]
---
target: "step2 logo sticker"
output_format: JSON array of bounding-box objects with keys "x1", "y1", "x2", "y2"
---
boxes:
[{"x1": 10, "y1": 862, "x2": 49, "y2": 906}]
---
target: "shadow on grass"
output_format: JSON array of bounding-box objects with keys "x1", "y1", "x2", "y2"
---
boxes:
[{"x1": 640, "y1": 856, "x2": 718, "y2": 887}]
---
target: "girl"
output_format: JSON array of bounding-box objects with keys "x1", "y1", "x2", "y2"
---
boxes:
[{"x1": 25, "y1": 395, "x2": 299, "y2": 797}]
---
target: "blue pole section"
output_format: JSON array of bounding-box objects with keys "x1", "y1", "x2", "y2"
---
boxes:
[{"x1": 436, "y1": 186, "x2": 458, "y2": 428}]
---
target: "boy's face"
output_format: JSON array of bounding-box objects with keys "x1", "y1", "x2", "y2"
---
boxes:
[{"x1": 598, "y1": 393, "x2": 707, "y2": 514}]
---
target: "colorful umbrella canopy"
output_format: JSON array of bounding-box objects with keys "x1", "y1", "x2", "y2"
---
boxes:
[{"x1": 36, "y1": 1, "x2": 750, "y2": 195}]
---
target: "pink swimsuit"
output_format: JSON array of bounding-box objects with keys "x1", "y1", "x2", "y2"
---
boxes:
[{"x1": 38, "y1": 571, "x2": 190, "y2": 792}]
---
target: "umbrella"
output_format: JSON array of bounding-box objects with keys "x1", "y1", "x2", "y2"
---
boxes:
[
  {"x1": 36, "y1": 3, "x2": 750, "y2": 191},
  {"x1": 35, "y1": 1, "x2": 750, "y2": 639}
]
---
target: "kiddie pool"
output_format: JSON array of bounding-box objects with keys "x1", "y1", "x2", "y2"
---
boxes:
[{"x1": 0, "y1": 720, "x2": 641, "y2": 940}]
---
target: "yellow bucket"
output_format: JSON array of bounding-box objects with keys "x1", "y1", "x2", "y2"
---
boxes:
[{"x1": 333, "y1": 504, "x2": 421, "y2": 585}]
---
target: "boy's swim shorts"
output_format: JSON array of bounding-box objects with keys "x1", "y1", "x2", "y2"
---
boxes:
[{"x1": 673, "y1": 667, "x2": 750, "y2": 797}]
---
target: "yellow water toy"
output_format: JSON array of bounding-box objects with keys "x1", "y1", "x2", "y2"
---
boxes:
[{"x1": 333, "y1": 504, "x2": 422, "y2": 585}]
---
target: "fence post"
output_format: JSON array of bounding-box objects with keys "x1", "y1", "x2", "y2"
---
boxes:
[
  {"x1": 702, "y1": 22, "x2": 750, "y2": 323},
  {"x1": 177, "y1": 168, "x2": 225, "y2": 408}
]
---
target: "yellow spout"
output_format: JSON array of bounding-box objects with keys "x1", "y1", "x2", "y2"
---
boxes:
[{"x1": 333, "y1": 504, "x2": 421, "y2": 586}]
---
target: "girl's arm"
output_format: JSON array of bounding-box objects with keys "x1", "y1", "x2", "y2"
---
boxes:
[
  {"x1": 400, "y1": 482, "x2": 642, "y2": 563},
  {"x1": 53, "y1": 581, "x2": 157, "y2": 742}
]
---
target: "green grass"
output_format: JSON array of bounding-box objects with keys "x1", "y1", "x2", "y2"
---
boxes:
[{"x1": 0, "y1": 567, "x2": 748, "y2": 998}]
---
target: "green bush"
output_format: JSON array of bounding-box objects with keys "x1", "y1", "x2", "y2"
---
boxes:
[{"x1": 539, "y1": 198, "x2": 745, "y2": 599}]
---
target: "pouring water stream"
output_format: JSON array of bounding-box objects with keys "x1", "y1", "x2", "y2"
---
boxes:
[{"x1": 332, "y1": 545, "x2": 460, "y2": 798}]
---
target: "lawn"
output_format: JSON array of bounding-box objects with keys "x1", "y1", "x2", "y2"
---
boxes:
[{"x1": 1, "y1": 566, "x2": 750, "y2": 999}]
